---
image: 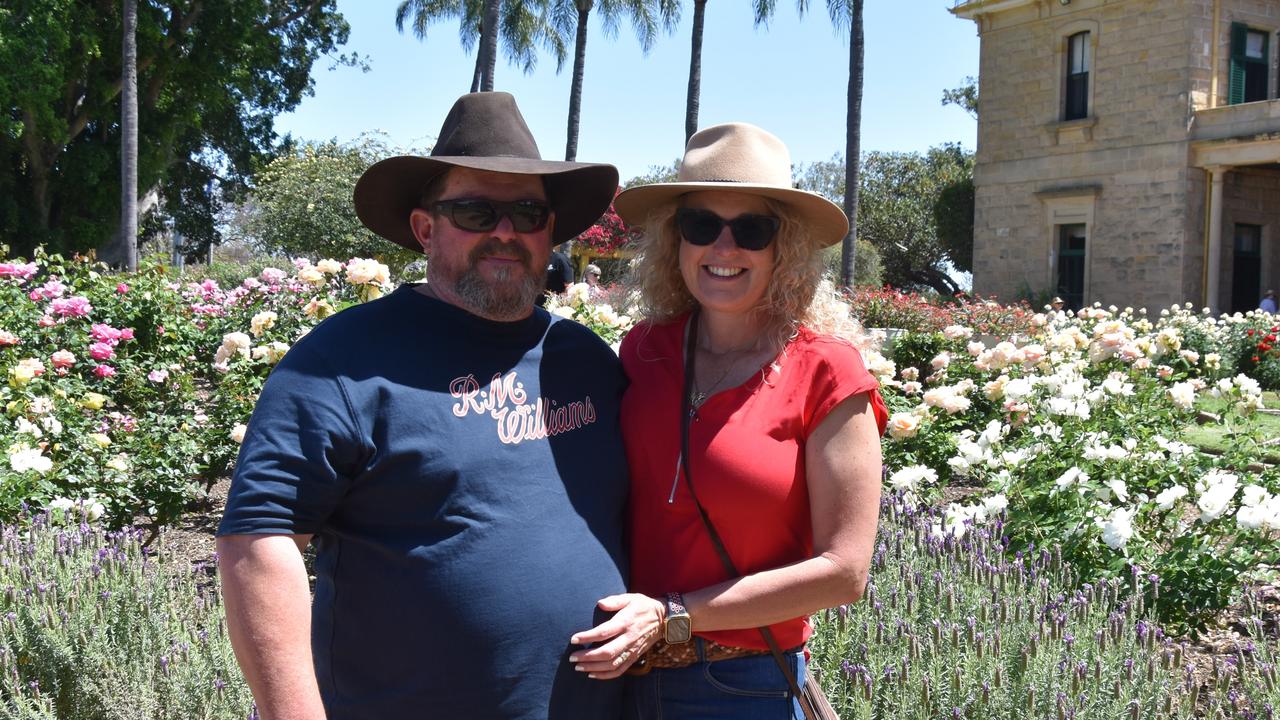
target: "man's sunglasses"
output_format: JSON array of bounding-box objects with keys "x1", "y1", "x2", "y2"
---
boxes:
[
  {"x1": 432, "y1": 199, "x2": 551, "y2": 233},
  {"x1": 675, "y1": 208, "x2": 780, "y2": 251}
]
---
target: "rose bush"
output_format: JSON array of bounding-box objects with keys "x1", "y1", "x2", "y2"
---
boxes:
[
  {"x1": 876, "y1": 301, "x2": 1280, "y2": 630},
  {"x1": 0, "y1": 249, "x2": 388, "y2": 529}
]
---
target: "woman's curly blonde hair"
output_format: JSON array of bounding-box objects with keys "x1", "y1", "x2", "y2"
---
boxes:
[{"x1": 627, "y1": 195, "x2": 866, "y2": 350}]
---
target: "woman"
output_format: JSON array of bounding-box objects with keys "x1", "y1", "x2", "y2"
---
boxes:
[{"x1": 568, "y1": 123, "x2": 888, "y2": 718}]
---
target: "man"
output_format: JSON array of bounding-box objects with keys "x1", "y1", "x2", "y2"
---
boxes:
[
  {"x1": 1261, "y1": 289, "x2": 1277, "y2": 314},
  {"x1": 217, "y1": 92, "x2": 629, "y2": 720},
  {"x1": 539, "y1": 248, "x2": 574, "y2": 306}
]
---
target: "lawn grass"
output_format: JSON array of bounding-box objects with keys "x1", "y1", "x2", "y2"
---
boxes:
[{"x1": 1183, "y1": 390, "x2": 1280, "y2": 463}]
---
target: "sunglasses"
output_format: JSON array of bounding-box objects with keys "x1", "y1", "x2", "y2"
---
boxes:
[
  {"x1": 432, "y1": 198, "x2": 551, "y2": 233},
  {"x1": 675, "y1": 208, "x2": 780, "y2": 251}
]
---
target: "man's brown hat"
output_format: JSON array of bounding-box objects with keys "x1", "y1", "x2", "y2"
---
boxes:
[{"x1": 354, "y1": 92, "x2": 619, "y2": 252}]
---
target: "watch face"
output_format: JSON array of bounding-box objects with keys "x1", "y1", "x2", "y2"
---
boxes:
[{"x1": 665, "y1": 616, "x2": 692, "y2": 644}]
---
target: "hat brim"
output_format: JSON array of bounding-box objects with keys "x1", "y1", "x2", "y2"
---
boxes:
[
  {"x1": 354, "y1": 155, "x2": 619, "y2": 252},
  {"x1": 614, "y1": 182, "x2": 850, "y2": 248}
]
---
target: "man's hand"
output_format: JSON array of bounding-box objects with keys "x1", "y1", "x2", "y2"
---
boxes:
[
  {"x1": 568, "y1": 594, "x2": 665, "y2": 679},
  {"x1": 218, "y1": 534, "x2": 327, "y2": 720}
]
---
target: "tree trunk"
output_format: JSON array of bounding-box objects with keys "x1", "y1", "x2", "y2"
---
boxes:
[
  {"x1": 839, "y1": 0, "x2": 864, "y2": 290},
  {"x1": 119, "y1": 0, "x2": 139, "y2": 271},
  {"x1": 685, "y1": 0, "x2": 707, "y2": 144},
  {"x1": 471, "y1": 44, "x2": 483, "y2": 93},
  {"x1": 480, "y1": 0, "x2": 500, "y2": 91},
  {"x1": 564, "y1": 5, "x2": 591, "y2": 161}
]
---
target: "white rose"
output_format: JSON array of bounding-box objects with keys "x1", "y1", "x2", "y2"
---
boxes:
[
  {"x1": 1154, "y1": 485, "x2": 1188, "y2": 510},
  {"x1": 1101, "y1": 507, "x2": 1137, "y2": 550},
  {"x1": 1197, "y1": 472, "x2": 1239, "y2": 522},
  {"x1": 1167, "y1": 381, "x2": 1196, "y2": 411}
]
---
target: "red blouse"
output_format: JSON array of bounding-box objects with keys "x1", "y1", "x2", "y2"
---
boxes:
[{"x1": 621, "y1": 315, "x2": 888, "y2": 651}]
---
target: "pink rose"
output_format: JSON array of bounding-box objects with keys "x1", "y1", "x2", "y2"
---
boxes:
[
  {"x1": 89, "y1": 342, "x2": 115, "y2": 361},
  {"x1": 0, "y1": 262, "x2": 38, "y2": 281},
  {"x1": 119, "y1": 328, "x2": 134, "y2": 341},
  {"x1": 0, "y1": 330, "x2": 19, "y2": 346},
  {"x1": 50, "y1": 350, "x2": 76, "y2": 368},
  {"x1": 50, "y1": 296, "x2": 92, "y2": 317},
  {"x1": 38, "y1": 316, "x2": 55, "y2": 328},
  {"x1": 116, "y1": 283, "x2": 129, "y2": 294},
  {"x1": 90, "y1": 324, "x2": 123, "y2": 344},
  {"x1": 93, "y1": 364, "x2": 116, "y2": 378},
  {"x1": 147, "y1": 369, "x2": 169, "y2": 384}
]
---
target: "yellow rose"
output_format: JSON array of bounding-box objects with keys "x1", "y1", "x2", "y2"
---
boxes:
[
  {"x1": 88, "y1": 433, "x2": 112, "y2": 449},
  {"x1": 81, "y1": 392, "x2": 108, "y2": 410}
]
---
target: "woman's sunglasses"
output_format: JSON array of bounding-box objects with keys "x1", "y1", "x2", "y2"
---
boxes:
[
  {"x1": 432, "y1": 198, "x2": 551, "y2": 233},
  {"x1": 675, "y1": 208, "x2": 780, "y2": 251}
]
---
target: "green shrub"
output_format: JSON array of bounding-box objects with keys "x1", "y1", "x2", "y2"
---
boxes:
[{"x1": 0, "y1": 512, "x2": 252, "y2": 718}]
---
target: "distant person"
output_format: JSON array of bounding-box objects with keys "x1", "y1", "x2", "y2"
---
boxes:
[
  {"x1": 1050, "y1": 296, "x2": 1065, "y2": 312},
  {"x1": 539, "y1": 249, "x2": 574, "y2": 306},
  {"x1": 1261, "y1": 289, "x2": 1277, "y2": 314},
  {"x1": 584, "y1": 263, "x2": 604, "y2": 298}
]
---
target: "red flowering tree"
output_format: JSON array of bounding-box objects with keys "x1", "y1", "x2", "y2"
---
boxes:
[{"x1": 575, "y1": 191, "x2": 641, "y2": 254}]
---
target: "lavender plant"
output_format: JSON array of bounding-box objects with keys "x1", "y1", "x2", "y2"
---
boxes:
[
  {"x1": 809, "y1": 496, "x2": 1277, "y2": 719},
  {"x1": 0, "y1": 510, "x2": 252, "y2": 718}
]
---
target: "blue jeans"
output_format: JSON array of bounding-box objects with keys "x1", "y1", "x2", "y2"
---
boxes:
[{"x1": 623, "y1": 639, "x2": 807, "y2": 720}]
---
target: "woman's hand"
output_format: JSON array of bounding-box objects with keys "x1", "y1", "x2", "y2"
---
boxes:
[{"x1": 568, "y1": 594, "x2": 665, "y2": 679}]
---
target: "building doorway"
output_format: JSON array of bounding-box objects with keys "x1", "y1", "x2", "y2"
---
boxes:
[
  {"x1": 1056, "y1": 224, "x2": 1087, "y2": 311},
  {"x1": 1232, "y1": 224, "x2": 1262, "y2": 314}
]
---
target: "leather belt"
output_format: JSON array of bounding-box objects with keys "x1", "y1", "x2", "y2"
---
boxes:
[{"x1": 625, "y1": 639, "x2": 769, "y2": 675}]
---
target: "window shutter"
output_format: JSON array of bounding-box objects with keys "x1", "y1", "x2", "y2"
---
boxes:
[{"x1": 1229, "y1": 22, "x2": 1247, "y2": 104}]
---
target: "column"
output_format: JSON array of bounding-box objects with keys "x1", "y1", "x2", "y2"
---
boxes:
[{"x1": 1206, "y1": 166, "x2": 1227, "y2": 315}]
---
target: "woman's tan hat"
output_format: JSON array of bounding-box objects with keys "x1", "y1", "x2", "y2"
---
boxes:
[{"x1": 613, "y1": 123, "x2": 849, "y2": 247}]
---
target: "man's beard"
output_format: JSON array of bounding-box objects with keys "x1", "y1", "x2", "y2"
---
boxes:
[{"x1": 429, "y1": 237, "x2": 546, "y2": 321}]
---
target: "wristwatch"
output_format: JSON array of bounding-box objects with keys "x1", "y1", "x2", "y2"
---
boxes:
[{"x1": 664, "y1": 592, "x2": 692, "y2": 644}]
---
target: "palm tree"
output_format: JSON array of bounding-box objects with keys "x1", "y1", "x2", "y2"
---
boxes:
[
  {"x1": 396, "y1": 0, "x2": 569, "y2": 92},
  {"x1": 792, "y1": 0, "x2": 862, "y2": 289},
  {"x1": 683, "y1": 0, "x2": 707, "y2": 143},
  {"x1": 480, "y1": 0, "x2": 500, "y2": 90},
  {"x1": 119, "y1": 0, "x2": 139, "y2": 271},
  {"x1": 558, "y1": 0, "x2": 679, "y2": 161}
]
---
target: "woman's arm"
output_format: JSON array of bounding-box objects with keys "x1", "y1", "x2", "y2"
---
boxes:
[{"x1": 569, "y1": 391, "x2": 882, "y2": 678}]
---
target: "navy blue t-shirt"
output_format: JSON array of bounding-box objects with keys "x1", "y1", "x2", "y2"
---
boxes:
[{"x1": 218, "y1": 285, "x2": 629, "y2": 719}]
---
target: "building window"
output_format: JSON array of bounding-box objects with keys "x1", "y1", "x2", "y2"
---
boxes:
[
  {"x1": 1064, "y1": 32, "x2": 1091, "y2": 120},
  {"x1": 1229, "y1": 23, "x2": 1270, "y2": 104},
  {"x1": 1231, "y1": 224, "x2": 1262, "y2": 314},
  {"x1": 1056, "y1": 224, "x2": 1087, "y2": 310}
]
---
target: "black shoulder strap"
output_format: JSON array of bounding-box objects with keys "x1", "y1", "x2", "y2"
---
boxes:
[{"x1": 680, "y1": 308, "x2": 816, "y2": 720}]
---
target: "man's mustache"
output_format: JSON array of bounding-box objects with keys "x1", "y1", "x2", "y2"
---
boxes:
[{"x1": 468, "y1": 237, "x2": 534, "y2": 267}]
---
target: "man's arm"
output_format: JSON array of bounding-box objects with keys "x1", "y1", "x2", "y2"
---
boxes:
[{"x1": 218, "y1": 534, "x2": 327, "y2": 720}]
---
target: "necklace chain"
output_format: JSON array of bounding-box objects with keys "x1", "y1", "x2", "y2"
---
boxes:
[{"x1": 690, "y1": 356, "x2": 740, "y2": 409}]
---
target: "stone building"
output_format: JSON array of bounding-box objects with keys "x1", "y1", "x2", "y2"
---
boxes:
[{"x1": 952, "y1": 0, "x2": 1280, "y2": 313}]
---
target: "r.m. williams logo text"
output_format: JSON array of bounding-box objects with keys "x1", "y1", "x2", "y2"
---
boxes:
[{"x1": 450, "y1": 372, "x2": 597, "y2": 445}]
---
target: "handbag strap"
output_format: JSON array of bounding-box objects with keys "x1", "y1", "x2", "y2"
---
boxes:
[{"x1": 680, "y1": 309, "x2": 817, "y2": 720}]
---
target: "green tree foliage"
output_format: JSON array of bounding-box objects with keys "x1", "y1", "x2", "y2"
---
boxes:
[
  {"x1": 934, "y1": 175, "x2": 975, "y2": 274},
  {"x1": 0, "y1": 1, "x2": 352, "y2": 260},
  {"x1": 623, "y1": 159, "x2": 681, "y2": 187},
  {"x1": 230, "y1": 137, "x2": 420, "y2": 271},
  {"x1": 798, "y1": 144, "x2": 974, "y2": 295},
  {"x1": 942, "y1": 75, "x2": 979, "y2": 118},
  {"x1": 395, "y1": 0, "x2": 571, "y2": 90}
]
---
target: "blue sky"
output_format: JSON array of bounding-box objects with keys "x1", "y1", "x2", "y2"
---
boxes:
[{"x1": 275, "y1": 1, "x2": 979, "y2": 184}]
